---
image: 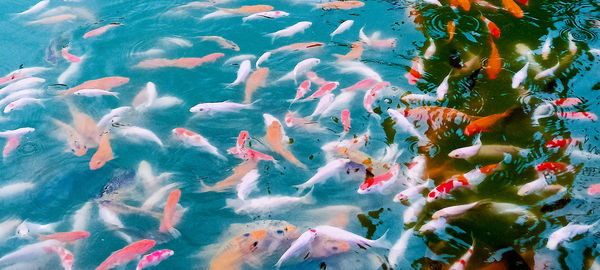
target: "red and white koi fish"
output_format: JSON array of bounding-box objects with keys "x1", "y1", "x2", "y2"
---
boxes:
[
  {"x1": 96, "y1": 239, "x2": 156, "y2": 270},
  {"x1": 83, "y1": 23, "x2": 121, "y2": 39},
  {"x1": 363, "y1": 87, "x2": 379, "y2": 116},
  {"x1": 39, "y1": 231, "x2": 90, "y2": 243},
  {"x1": 61, "y1": 47, "x2": 81, "y2": 63},
  {"x1": 551, "y1": 98, "x2": 582, "y2": 107},
  {"x1": 427, "y1": 178, "x2": 471, "y2": 202},
  {"x1": 481, "y1": 16, "x2": 500, "y2": 38},
  {"x1": 556, "y1": 111, "x2": 597, "y2": 121},
  {"x1": 341, "y1": 109, "x2": 351, "y2": 133},
  {"x1": 545, "y1": 138, "x2": 582, "y2": 148},
  {"x1": 401, "y1": 94, "x2": 436, "y2": 103},
  {"x1": 404, "y1": 57, "x2": 424, "y2": 85},
  {"x1": 393, "y1": 179, "x2": 433, "y2": 202},
  {"x1": 405, "y1": 155, "x2": 426, "y2": 183},
  {"x1": 159, "y1": 189, "x2": 181, "y2": 235},
  {"x1": 45, "y1": 246, "x2": 74, "y2": 270},
  {"x1": 172, "y1": 128, "x2": 224, "y2": 159},
  {"x1": 358, "y1": 164, "x2": 402, "y2": 194},
  {"x1": 291, "y1": 80, "x2": 310, "y2": 102},
  {"x1": 306, "y1": 72, "x2": 327, "y2": 85},
  {"x1": 0, "y1": 127, "x2": 35, "y2": 157},
  {"x1": 284, "y1": 112, "x2": 315, "y2": 127},
  {"x1": 227, "y1": 131, "x2": 275, "y2": 162},
  {"x1": 449, "y1": 242, "x2": 474, "y2": 270},
  {"x1": 136, "y1": 250, "x2": 174, "y2": 270},
  {"x1": 342, "y1": 78, "x2": 377, "y2": 92},
  {"x1": 304, "y1": 81, "x2": 339, "y2": 100},
  {"x1": 535, "y1": 162, "x2": 573, "y2": 174},
  {"x1": 432, "y1": 201, "x2": 481, "y2": 219}
]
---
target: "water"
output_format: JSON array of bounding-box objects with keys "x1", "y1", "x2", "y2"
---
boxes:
[{"x1": 0, "y1": 0, "x2": 599, "y2": 269}]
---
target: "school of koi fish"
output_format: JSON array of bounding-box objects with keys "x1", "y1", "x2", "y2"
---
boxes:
[{"x1": 1, "y1": 0, "x2": 600, "y2": 269}]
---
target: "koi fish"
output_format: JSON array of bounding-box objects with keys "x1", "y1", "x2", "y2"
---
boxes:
[
  {"x1": 159, "y1": 189, "x2": 181, "y2": 234},
  {"x1": 333, "y1": 42, "x2": 363, "y2": 62},
  {"x1": 51, "y1": 119, "x2": 87, "y2": 156},
  {"x1": 317, "y1": 1, "x2": 365, "y2": 10},
  {"x1": 568, "y1": 33, "x2": 577, "y2": 55},
  {"x1": 419, "y1": 217, "x2": 448, "y2": 233},
  {"x1": 61, "y1": 47, "x2": 81, "y2": 63},
  {"x1": 89, "y1": 132, "x2": 113, "y2": 170},
  {"x1": 220, "y1": 5, "x2": 273, "y2": 13},
  {"x1": 265, "y1": 118, "x2": 306, "y2": 168},
  {"x1": 502, "y1": 0, "x2": 524, "y2": 18},
  {"x1": 542, "y1": 35, "x2": 552, "y2": 60},
  {"x1": 242, "y1": 11, "x2": 289, "y2": 21},
  {"x1": 199, "y1": 36, "x2": 240, "y2": 51},
  {"x1": 358, "y1": 164, "x2": 401, "y2": 194},
  {"x1": 73, "y1": 89, "x2": 119, "y2": 97},
  {"x1": 449, "y1": 242, "x2": 474, "y2": 270},
  {"x1": 271, "y1": 42, "x2": 323, "y2": 53},
  {"x1": 284, "y1": 112, "x2": 317, "y2": 128},
  {"x1": 172, "y1": 128, "x2": 224, "y2": 159},
  {"x1": 545, "y1": 138, "x2": 581, "y2": 148},
  {"x1": 481, "y1": 16, "x2": 500, "y2": 38},
  {"x1": 227, "y1": 60, "x2": 251, "y2": 88},
  {"x1": 401, "y1": 94, "x2": 436, "y2": 103},
  {"x1": 464, "y1": 108, "x2": 515, "y2": 136},
  {"x1": 404, "y1": 57, "x2": 424, "y2": 85},
  {"x1": 0, "y1": 182, "x2": 34, "y2": 199},
  {"x1": 341, "y1": 109, "x2": 351, "y2": 133},
  {"x1": 436, "y1": 72, "x2": 451, "y2": 101},
  {"x1": 487, "y1": 37, "x2": 502, "y2": 79},
  {"x1": 255, "y1": 52, "x2": 270, "y2": 68},
  {"x1": 0, "y1": 127, "x2": 35, "y2": 157},
  {"x1": 403, "y1": 198, "x2": 426, "y2": 224},
  {"x1": 279, "y1": 58, "x2": 320, "y2": 84},
  {"x1": 389, "y1": 228, "x2": 414, "y2": 267},
  {"x1": 448, "y1": 137, "x2": 482, "y2": 159},
  {"x1": 45, "y1": 245, "x2": 74, "y2": 270},
  {"x1": 210, "y1": 229, "x2": 269, "y2": 270},
  {"x1": 387, "y1": 108, "x2": 422, "y2": 139},
  {"x1": 547, "y1": 221, "x2": 599, "y2": 250},
  {"x1": 16, "y1": 0, "x2": 49, "y2": 16},
  {"x1": 447, "y1": 21, "x2": 456, "y2": 43},
  {"x1": 588, "y1": 184, "x2": 600, "y2": 195},
  {"x1": 313, "y1": 225, "x2": 390, "y2": 248},
  {"x1": 0, "y1": 240, "x2": 62, "y2": 268},
  {"x1": 0, "y1": 77, "x2": 45, "y2": 96},
  {"x1": 358, "y1": 27, "x2": 396, "y2": 48},
  {"x1": 84, "y1": 23, "x2": 121, "y2": 39},
  {"x1": 552, "y1": 98, "x2": 582, "y2": 107},
  {"x1": 244, "y1": 67, "x2": 269, "y2": 103},
  {"x1": 275, "y1": 229, "x2": 316, "y2": 267},
  {"x1": 457, "y1": 0, "x2": 471, "y2": 11},
  {"x1": 136, "y1": 53, "x2": 225, "y2": 69},
  {"x1": 512, "y1": 62, "x2": 529, "y2": 88},
  {"x1": 534, "y1": 62, "x2": 559, "y2": 80},
  {"x1": 535, "y1": 162, "x2": 573, "y2": 174},
  {"x1": 310, "y1": 93, "x2": 335, "y2": 119},
  {"x1": 201, "y1": 161, "x2": 258, "y2": 192},
  {"x1": 432, "y1": 201, "x2": 482, "y2": 220},
  {"x1": 59, "y1": 76, "x2": 130, "y2": 95},
  {"x1": 424, "y1": 38, "x2": 436, "y2": 59},
  {"x1": 517, "y1": 173, "x2": 548, "y2": 196},
  {"x1": 331, "y1": 20, "x2": 354, "y2": 39},
  {"x1": 306, "y1": 72, "x2": 327, "y2": 85},
  {"x1": 427, "y1": 178, "x2": 471, "y2": 202},
  {"x1": 342, "y1": 78, "x2": 377, "y2": 92},
  {"x1": 556, "y1": 111, "x2": 597, "y2": 121},
  {"x1": 227, "y1": 131, "x2": 275, "y2": 162},
  {"x1": 304, "y1": 82, "x2": 339, "y2": 100},
  {"x1": 27, "y1": 14, "x2": 77, "y2": 25},
  {"x1": 225, "y1": 190, "x2": 314, "y2": 215},
  {"x1": 95, "y1": 239, "x2": 156, "y2": 270},
  {"x1": 236, "y1": 169, "x2": 259, "y2": 200},
  {"x1": 136, "y1": 250, "x2": 174, "y2": 270},
  {"x1": 393, "y1": 179, "x2": 433, "y2": 202},
  {"x1": 267, "y1": 21, "x2": 312, "y2": 41},
  {"x1": 39, "y1": 231, "x2": 90, "y2": 243},
  {"x1": 293, "y1": 159, "x2": 350, "y2": 192},
  {"x1": 291, "y1": 80, "x2": 310, "y2": 102},
  {"x1": 116, "y1": 126, "x2": 163, "y2": 147},
  {"x1": 190, "y1": 101, "x2": 254, "y2": 114}
]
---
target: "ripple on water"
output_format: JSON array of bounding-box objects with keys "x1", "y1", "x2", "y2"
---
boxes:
[{"x1": 551, "y1": 1, "x2": 599, "y2": 42}]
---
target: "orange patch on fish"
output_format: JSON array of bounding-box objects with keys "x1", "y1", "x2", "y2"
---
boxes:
[
  {"x1": 447, "y1": 21, "x2": 456, "y2": 43},
  {"x1": 90, "y1": 132, "x2": 113, "y2": 170},
  {"x1": 136, "y1": 53, "x2": 224, "y2": 69},
  {"x1": 502, "y1": 0, "x2": 524, "y2": 18},
  {"x1": 160, "y1": 189, "x2": 181, "y2": 233},
  {"x1": 244, "y1": 67, "x2": 269, "y2": 104},
  {"x1": 318, "y1": 1, "x2": 365, "y2": 10},
  {"x1": 464, "y1": 108, "x2": 514, "y2": 136},
  {"x1": 333, "y1": 42, "x2": 363, "y2": 62},
  {"x1": 457, "y1": 0, "x2": 471, "y2": 11},
  {"x1": 59, "y1": 76, "x2": 130, "y2": 95}
]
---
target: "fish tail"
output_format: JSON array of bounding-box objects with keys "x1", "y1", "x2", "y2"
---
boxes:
[
  {"x1": 301, "y1": 187, "x2": 316, "y2": 204},
  {"x1": 198, "y1": 180, "x2": 215, "y2": 193},
  {"x1": 374, "y1": 229, "x2": 392, "y2": 248}
]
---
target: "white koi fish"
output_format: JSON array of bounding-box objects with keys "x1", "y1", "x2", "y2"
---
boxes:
[
  {"x1": 4, "y1": 97, "x2": 45, "y2": 113},
  {"x1": 293, "y1": 159, "x2": 350, "y2": 192},
  {"x1": 97, "y1": 106, "x2": 131, "y2": 131},
  {"x1": 236, "y1": 169, "x2": 260, "y2": 200},
  {"x1": 141, "y1": 183, "x2": 180, "y2": 211},
  {"x1": 433, "y1": 201, "x2": 481, "y2": 220},
  {"x1": 267, "y1": 21, "x2": 312, "y2": 41},
  {"x1": 388, "y1": 108, "x2": 423, "y2": 139},
  {"x1": 403, "y1": 198, "x2": 426, "y2": 224},
  {"x1": 337, "y1": 61, "x2": 382, "y2": 82},
  {"x1": 0, "y1": 240, "x2": 62, "y2": 268},
  {"x1": 225, "y1": 189, "x2": 314, "y2": 215},
  {"x1": 448, "y1": 136, "x2": 482, "y2": 159},
  {"x1": 512, "y1": 62, "x2": 529, "y2": 88},
  {"x1": 389, "y1": 228, "x2": 414, "y2": 266},
  {"x1": 0, "y1": 127, "x2": 35, "y2": 157},
  {"x1": 73, "y1": 89, "x2": 119, "y2": 97},
  {"x1": 242, "y1": 11, "x2": 289, "y2": 21},
  {"x1": 330, "y1": 20, "x2": 354, "y2": 39},
  {"x1": 172, "y1": 128, "x2": 224, "y2": 159},
  {"x1": 278, "y1": 58, "x2": 320, "y2": 84},
  {"x1": 547, "y1": 221, "x2": 599, "y2": 250},
  {"x1": 16, "y1": 0, "x2": 50, "y2": 16},
  {"x1": 542, "y1": 35, "x2": 552, "y2": 60},
  {"x1": 313, "y1": 225, "x2": 390, "y2": 248},
  {"x1": 256, "y1": 52, "x2": 271, "y2": 69},
  {"x1": 517, "y1": 173, "x2": 548, "y2": 196},
  {"x1": 568, "y1": 32, "x2": 577, "y2": 55},
  {"x1": 309, "y1": 93, "x2": 335, "y2": 118},
  {"x1": 190, "y1": 101, "x2": 254, "y2": 114},
  {"x1": 58, "y1": 55, "x2": 84, "y2": 84},
  {"x1": 393, "y1": 179, "x2": 432, "y2": 202},
  {"x1": 0, "y1": 77, "x2": 45, "y2": 95},
  {"x1": 424, "y1": 38, "x2": 436, "y2": 59},
  {"x1": 0, "y1": 182, "x2": 34, "y2": 198},
  {"x1": 419, "y1": 217, "x2": 448, "y2": 233},
  {"x1": 0, "y1": 89, "x2": 43, "y2": 108},
  {"x1": 436, "y1": 72, "x2": 451, "y2": 101},
  {"x1": 534, "y1": 62, "x2": 559, "y2": 80},
  {"x1": 199, "y1": 35, "x2": 240, "y2": 51},
  {"x1": 116, "y1": 126, "x2": 163, "y2": 147},
  {"x1": 224, "y1": 54, "x2": 256, "y2": 65},
  {"x1": 275, "y1": 229, "x2": 317, "y2": 267},
  {"x1": 160, "y1": 37, "x2": 193, "y2": 47},
  {"x1": 16, "y1": 220, "x2": 58, "y2": 239},
  {"x1": 227, "y1": 60, "x2": 252, "y2": 88}
]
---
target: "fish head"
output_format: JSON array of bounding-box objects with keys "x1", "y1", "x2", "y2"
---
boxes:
[
  {"x1": 357, "y1": 178, "x2": 375, "y2": 194},
  {"x1": 393, "y1": 192, "x2": 408, "y2": 202},
  {"x1": 463, "y1": 124, "x2": 478, "y2": 136},
  {"x1": 546, "y1": 237, "x2": 558, "y2": 250},
  {"x1": 16, "y1": 222, "x2": 30, "y2": 238},
  {"x1": 90, "y1": 156, "x2": 107, "y2": 170},
  {"x1": 71, "y1": 140, "x2": 88, "y2": 156},
  {"x1": 3, "y1": 103, "x2": 16, "y2": 113},
  {"x1": 517, "y1": 185, "x2": 532, "y2": 196},
  {"x1": 310, "y1": 238, "x2": 350, "y2": 258},
  {"x1": 240, "y1": 230, "x2": 268, "y2": 253},
  {"x1": 191, "y1": 105, "x2": 210, "y2": 113}
]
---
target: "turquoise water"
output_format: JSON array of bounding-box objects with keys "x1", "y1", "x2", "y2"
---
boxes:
[{"x1": 0, "y1": 0, "x2": 599, "y2": 269}]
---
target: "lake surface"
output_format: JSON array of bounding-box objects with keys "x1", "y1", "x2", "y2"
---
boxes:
[{"x1": 0, "y1": 0, "x2": 599, "y2": 269}]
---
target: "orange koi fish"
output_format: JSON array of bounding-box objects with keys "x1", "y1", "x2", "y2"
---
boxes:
[
  {"x1": 334, "y1": 42, "x2": 363, "y2": 62},
  {"x1": 159, "y1": 189, "x2": 181, "y2": 234},
  {"x1": 39, "y1": 231, "x2": 90, "y2": 243},
  {"x1": 136, "y1": 53, "x2": 224, "y2": 69},
  {"x1": 464, "y1": 108, "x2": 515, "y2": 136},
  {"x1": 266, "y1": 120, "x2": 306, "y2": 168},
  {"x1": 486, "y1": 37, "x2": 501, "y2": 79},
  {"x1": 209, "y1": 230, "x2": 268, "y2": 270},
  {"x1": 317, "y1": 1, "x2": 365, "y2": 10},
  {"x1": 244, "y1": 67, "x2": 269, "y2": 104},
  {"x1": 457, "y1": 0, "x2": 471, "y2": 11},
  {"x1": 59, "y1": 76, "x2": 129, "y2": 95},
  {"x1": 404, "y1": 57, "x2": 424, "y2": 85},
  {"x1": 96, "y1": 239, "x2": 156, "y2": 270},
  {"x1": 201, "y1": 160, "x2": 259, "y2": 192},
  {"x1": 89, "y1": 132, "x2": 113, "y2": 170},
  {"x1": 447, "y1": 21, "x2": 455, "y2": 43},
  {"x1": 271, "y1": 42, "x2": 323, "y2": 53},
  {"x1": 502, "y1": 0, "x2": 524, "y2": 18},
  {"x1": 481, "y1": 16, "x2": 500, "y2": 38}
]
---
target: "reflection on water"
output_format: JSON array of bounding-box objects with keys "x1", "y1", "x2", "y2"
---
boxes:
[{"x1": 0, "y1": 0, "x2": 599, "y2": 269}]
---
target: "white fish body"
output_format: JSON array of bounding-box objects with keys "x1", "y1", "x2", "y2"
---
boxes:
[
  {"x1": 16, "y1": 0, "x2": 50, "y2": 16},
  {"x1": 432, "y1": 201, "x2": 480, "y2": 220},
  {"x1": 0, "y1": 240, "x2": 62, "y2": 268},
  {"x1": 534, "y1": 62, "x2": 559, "y2": 80},
  {"x1": 0, "y1": 219, "x2": 21, "y2": 241},
  {"x1": 116, "y1": 126, "x2": 163, "y2": 147},
  {"x1": 242, "y1": 10, "x2": 289, "y2": 21},
  {"x1": 227, "y1": 60, "x2": 252, "y2": 88},
  {"x1": 275, "y1": 229, "x2": 317, "y2": 267},
  {"x1": 293, "y1": 159, "x2": 349, "y2": 192},
  {"x1": 314, "y1": 225, "x2": 390, "y2": 248},
  {"x1": 531, "y1": 103, "x2": 554, "y2": 126},
  {"x1": 423, "y1": 0, "x2": 442, "y2": 6},
  {"x1": 330, "y1": 20, "x2": 354, "y2": 38},
  {"x1": 449, "y1": 244, "x2": 474, "y2": 270},
  {"x1": 419, "y1": 217, "x2": 448, "y2": 233},
  {"x1": 403, "y1": 198, "x2": 426, "y2": 224},
  {"x1": 568, "y1": 33, "x2": 577, "y2": 55},
  {"x1": 190, "y1": 101, "x2": 253, "y2": 114},
  {"x1": 151, "y1": 96, "x2": 182, "y2": 109},
  {"x1": 309, "y1": 93, "x2": 334, "y2": 118},
  {"x1": 448, "y1": 137, "x2": 482, "y2": 159},
  {"x1": 4, "y1": 97, "x2": 45, "y2": 113},
  {"x1": 5, "y1": 67, "x2": 51, "y2": 79},
  {"x1": 133, "y1": 82, "x2": 158, "y2": 111},
  {"x1": 393, "y1": 179, "x2": 432, "y2": 202},
  {"x1": 71, "y1": 201, "x2": 92, "y2": 232},
  {"x1": 389, "y1": 228, "x2": 414, "y2": 266},
  {"x1": 512, "y1": 62, "x2": 529, "y2": 88},
  {"x1": 236, "y1": 169, "x2": 260, "y2": 200},
  {"x1": 0, "y1": 127, "x2": 35, "y2": 138},
  {"x1": 98, "y1": 204, "x2": 124, "y2": 228},
  {"x1": 0, "y1": 182, "x2": 34, "y2": 198},
  {"x1": 74, "y1": 89, "x2": 119, "y2": 97},
  {"x1": 160, "y1": 37, "x2": 193, "y2": 47},
  {"x1": 256, "y1": 52, "x2": 271, "y2": 69},
  {"x1": 225, "y1": 190, "x2": 314, "y2": 215},
  {"x1": 547, "y1": 222, "x2": 596, "y2": 250},
  {"x1": 58, "y1": 55, "x2": 85, "y2": 84},
  {"x1": 0, "y1": 77, "x2": 45, "y2": 95},
  {"x1": 388, "y1": 108, "x2": 422, "y2": 139},
  {"x1": 436, "y1": 72, "x2": 450, "y2": 101},
  {"x1": 16, "y1": 221, "x2": 58, "y2": 239},
  {"x1": 321, "y1": 91, "x2": 356, "y2": 116},
  {"x1": 279, "y1": 58, "x2": 321, "y2": 84},
  {"x1": 0, "y1": 89, "x2": 43, "y2": 107},
  {"x1": 223, "y1": 54, "x2": 256, "y2": 65},
  {"x1": 424, "y1": 38, "x2": 436, "y2": 59},
  {"x1": 97, "y1": 106, "x2": 131, "y2": 131},
  {"x1": 401, "y1": 94, "x2": 436, "y2": 103},
  {"x1": 542, "y1": 35, "x2": 552, "y2": 60},
  {"x1": 141, "y1": 183, "x2": 179, "y2": 211},
  {"x1": 517, "y1": 174, "x2": 548, "y2": 196},
  {"x1": 337, "y1": 61, "x2": 382, "y2": 82},
  {"x1": 267, "y1": 21, "x2": 312, "y2": 41}
]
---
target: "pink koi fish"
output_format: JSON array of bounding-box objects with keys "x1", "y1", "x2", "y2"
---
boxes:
[
  {"x1": 44, "y1": 246, "x2": 74, "y2": 270},
  {"x1": 306, "y1": 72, "x2": 327, "y2": 85},
  {"x1": 0, "y1": 127, "x2": 35, "y2": 157},
  {"x1": 304, "y1": 82, "x2": 339, "y2": 100},
  {"x1": 83, "y1": 23, "x2": 121, "y2": 39},
  {"x1": 556, "y1": 111, "x2": 597, "y2": 121},
  {"x1": 62, "y1": 47, "x2": 81, "y2": 63},
  {"x1": 227, "y1": 130, "x2": 275, "y2": 162},
  {"x1": 551, "y1": 98, "x2": 583, "y2": 107},
  {"x1": 136, "y1": 53, "x2": 224, "y2": 69},
  {"x1": 136, "y1": 250, "x2": 174, "y2": 270},
  {"x1": 341, "y1": 109, "x2": 351, "y2": 133},
  {"x1": 290, "y1": 80, "x2": 311, "y2": 102},
  {"x1": 342, "y1": 78, "x2": 377, "y2": 92},
  {"x1": 96, "y1": 239, "x2": 156, "y2": 270}
]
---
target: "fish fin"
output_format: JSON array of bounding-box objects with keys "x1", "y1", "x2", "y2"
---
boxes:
[
  {"x1": 302, "y1": 187, "x2": 316, "y2": 204},
  {"x1": 373, "y1": 229, "x2": 392, "y2": 248},
  {"x1": 198, "y1": 180, "x2": 214, "y2": 193}
]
